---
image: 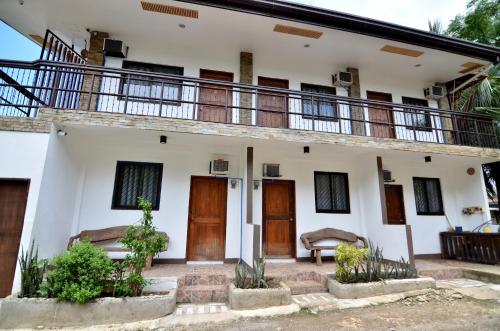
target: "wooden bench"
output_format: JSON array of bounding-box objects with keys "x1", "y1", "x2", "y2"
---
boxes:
[
  {"x1": 300, "y1": 228, "x2": 368, "y2": 266},
  {"x1": 68, "y1": 226, "x2": 169, "y2": 267}
]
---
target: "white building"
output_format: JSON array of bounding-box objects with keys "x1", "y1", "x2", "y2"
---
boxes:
[{"x1": 0, "y1": 0, "x2": 499, "y2": 297}]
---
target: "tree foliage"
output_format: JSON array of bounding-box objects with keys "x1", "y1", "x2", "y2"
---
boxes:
[{"x1": 446, "y1": 0, "x2": 499, "y2": 47}]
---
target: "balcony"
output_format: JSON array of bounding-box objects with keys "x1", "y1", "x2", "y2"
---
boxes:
[{"x1": 0, "y1": 59, "x2": 498, "y2": 149}]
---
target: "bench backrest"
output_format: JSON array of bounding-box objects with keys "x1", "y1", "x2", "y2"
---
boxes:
[{"x1": 300, "y1": 228, "x2": 366, "y2": 249}]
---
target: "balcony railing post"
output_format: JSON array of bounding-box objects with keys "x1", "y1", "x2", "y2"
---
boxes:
[
  {"x1": 193, "y1": 82, "x2": 198, "y2": 121},
  {"x1": 123, "y1": 75, "x2": 130, "y2": 114},
  {"x1": 311, "y1": 95, "x2": 315, "y2": 131},
  {"x1": 225, "y1": 88, "x2": 228, "y2": 124},
  {"x1": 49, "y1": 66, "x2": 62, "y2": 108},
  {"x1": 87, "y1": 73, "x2": 95, "y2": 111},
  {"x1": 159, "y1": 81, "x2": 164, "y2": 117},
  {"x1": 474, "y1": 119, "x2": 481, "y2": 147}
]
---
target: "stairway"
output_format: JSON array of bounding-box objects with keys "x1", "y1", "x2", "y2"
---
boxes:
[
  {"x1": 176, "y1": 274, "x2": 230, "y2": 303},
  {"x1": 283, "y1": 271, "x2": 328, "y2": 295}
]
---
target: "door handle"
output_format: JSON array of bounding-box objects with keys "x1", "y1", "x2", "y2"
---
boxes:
[{"x1": 289, "y1": 218, "x2": 294, "y2": 222}]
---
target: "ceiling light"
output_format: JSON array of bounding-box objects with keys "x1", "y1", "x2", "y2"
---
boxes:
[
  {"x1": 415, "y1": 64, "x2": 421, "y2": 67},
  {"x1": 304, "y1": 44, "x2": 310, "y2": 48},
  {"x1": 179, "y1": 24, "x2": 186, "y2": 28}
]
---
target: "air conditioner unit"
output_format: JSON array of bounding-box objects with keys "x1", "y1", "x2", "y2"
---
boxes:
[
  {"x1": 210, "y1": 159, "x2": 229, "y2": 175},
  {"x1": 103, "y1": 39, "x2": 128, "y2": 58},
  {"x1": 423, "y1": 85, "x2": 444, "y2": 100},
  {"x1": 383, "y1": 170, "x2": 395, "y2": 182},
  {"x1": 332, "y1": 71, "x2": 353, "y2": 87},
  {"x1": 263, "y1": 163, "x2": 280, "y2": 177}
]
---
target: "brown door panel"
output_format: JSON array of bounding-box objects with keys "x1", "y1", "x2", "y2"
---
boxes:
[
  {"x1": 198, "y1": 69, "x2": 234, "y2": 123},
  {"x1": 367, "y1": 91, "x2": 395, "y2": 138},
  {"x1": 0, "y1": 179, "x2": 29, "y2": 298},
  {"x1": 257, "y1": 77, "x2": 289, "y2": 128},
  {"x1": 385, "y1": 184, "x2": 406, "y2": 225},
  {"x1": 187, "y1": 177, "x2": 227, "y2": 261}
]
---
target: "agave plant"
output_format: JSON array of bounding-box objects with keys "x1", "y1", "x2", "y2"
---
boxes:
[
  {"x1": 234, "y1": 262, "x2": 248, "y2": 289},
  {"x1": 18, "y1": 241, "x2": 48, "y2": 298},
  {"x1": 251, "y1": 257, "x2": 268, "y2": 289}
]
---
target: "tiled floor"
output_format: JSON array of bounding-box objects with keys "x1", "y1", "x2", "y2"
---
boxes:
[{"x1": 415, "y1": 259, "x2": 500, "y2": 274}]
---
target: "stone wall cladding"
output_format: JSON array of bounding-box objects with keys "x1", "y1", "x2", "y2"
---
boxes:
[
  {"x1": 347, "y1": 67, "x2": 366, "y2": 136},
  {"x1": 79, "y1": 31, "x2": 109, "y2": 111},
  {"x1": 239, "y1": 52, "x2": 253, "y2": 125},
  {"x1": 1, "y1": 108, "x2": 499, "y2": 159}
]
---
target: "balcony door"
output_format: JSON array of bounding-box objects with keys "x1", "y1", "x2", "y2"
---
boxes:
[
  {"x1": 367, "y1": 91, "x2": 395, "y2": 138},
  {"x1": 198, "y1": 69, "x2": 234, "y2": 123},
  {"x1": 257, "y1": 77, "x2": 289, "y2": 128}
]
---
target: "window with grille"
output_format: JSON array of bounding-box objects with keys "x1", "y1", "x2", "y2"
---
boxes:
[
  {"x1": 314, "y1": 172, "x2": 350, "y2": 213},
  {"x1": 301, "y1": 84, "x2": 337, "y2": 120},
  {"x1": 112, "y1": 161, "x2": 163, "y2": 210},
  {"x1": 402, "y1": 97, "x2": 431, "y2": 131},
  {"x1": 412, "y1": 177, "x2": 444, "y2": 215},
  {"x1": 121, "y1": 61, "x2": 183, "y2": 104}
]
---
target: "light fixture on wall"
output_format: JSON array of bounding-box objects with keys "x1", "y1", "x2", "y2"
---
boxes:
[
  {"x1": 230, "y1": 179, "x2": 238, "y2": 189},
  {"x1": 467, "y1": 167, "x2": 475, "y2": 175},
  {"x1": 303, "y1": 146, "x2": 310, "y2": 154},
  {"x1": 424, "y1": 156, "x2": 432, "y2": 163},
  {"x1": 57, "y1": 129, "x2": 68, "y2": 136},
  {"x1": 160, "y1": 135, "x2": 167, "y2": 144},
  {"x1": 253, "y1": 180, "x2": 260, "y2": 190}
]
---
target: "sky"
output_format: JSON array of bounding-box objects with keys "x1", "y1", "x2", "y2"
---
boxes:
[{"x1": 0, "y1": 0, "x2": 469, "y2": 61}]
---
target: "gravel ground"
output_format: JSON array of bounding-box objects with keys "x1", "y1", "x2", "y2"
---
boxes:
[{"x1": 173, "y1": 289, "x2": 500, "y2": 331}]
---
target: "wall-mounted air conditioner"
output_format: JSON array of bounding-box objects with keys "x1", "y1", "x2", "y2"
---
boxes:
[
  {"x1": 263, "y1": 163, "x2": 280, "y2": 177},
  {"x1": 210, "y1": 159, "x2": 229, "y2": 175},
  {"x1": 423, "y1": 85, "x2": 444, "y2": 100},
  {"x1": 103, "y1": 39, "x2": 128, "y2": 58},
  {"x1": 383, "y1": 170, "x2": 395, "y2": 182},
  {"x1": 332, "y1": 71, "x2": 353, "y2": 87}
]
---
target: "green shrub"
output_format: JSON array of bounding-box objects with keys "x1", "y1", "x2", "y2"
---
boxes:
[
  {"x1": 43, "y1": 241, "x2": 115, "y2": 303},
  {"x1": 120, "y1": 197, "x2": 167, "y2": 296},
  {"x1": 335, "y1": 243, "x2": 367, "y2": 283},
  {"x1": 18, "y1": 241, "x2": 48, "y2": 298}
]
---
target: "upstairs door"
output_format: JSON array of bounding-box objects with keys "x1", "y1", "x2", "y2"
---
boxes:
[
  {"x1": 385, "y1": 184, "x2": 406, "y2": 225},
  {"x1": 0, "y1": 179, "x2": 29, "y2": 298},
  {"x1": 262, "y1": 180, "x2": 296, "y2": 258},
  {"x1": 367, "y1": 91, "x2": 395, "y2": 138},
  {"x1": 186, "y1": 176, "x2": 227, "y2": 261},
  {"x1": 257, "y1": 77, "x2": 289, "y2": 128},
  {"x1": 198, "y1": 69, "x2": 234, "y2": 123}
]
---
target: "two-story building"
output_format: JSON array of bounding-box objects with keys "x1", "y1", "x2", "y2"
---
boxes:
[{"x1": 0, "y1": 0, "x2": 499, "y2": 297}]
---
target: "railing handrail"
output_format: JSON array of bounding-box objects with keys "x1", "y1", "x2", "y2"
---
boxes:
[{"x1": 0, "y1": 58, "x2": 496, "y2": 121}]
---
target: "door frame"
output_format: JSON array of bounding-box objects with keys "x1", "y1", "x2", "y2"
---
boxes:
[
  {"x1": 384, "y1": 184, "x2": 406, "y2": 225},
  {"x1": 0, "y1": 178, "x2": 30, "y2": 298},
  {"x1": 185, "y1": 176, "x2": 228, "y2": 261},
  {"x1": 366, "y1": 90, "x2": 396, "y2": 138},
  {"x1": 261, "y1": 179, "x2": 296, "y2": 258}
]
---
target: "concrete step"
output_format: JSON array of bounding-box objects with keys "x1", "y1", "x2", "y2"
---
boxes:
[
  {"x1": 177, "y1": 284, "x2": 228, "y2": 303},
  {"x1": 418, "y1": 268, "x2": 464, "y2": 280},
  {"x1": 286, "y1": 280, "x2": 328, "y2": 295},
  {"x1": 182, "y1": 274, "x2": 228, "y2": 286}
]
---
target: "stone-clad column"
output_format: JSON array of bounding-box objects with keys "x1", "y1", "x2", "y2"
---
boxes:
[
  {"x1": 347, "y1": 67, "x2": 366, "y2": 136},
  {"x1": 80, "y1": 31, "x2": 109, "y2": 111},
  {"x1": 436, "y1": 83, "x2": 455, "y2": 144},
  {"x1": 239, "y1": 52, "x2": 253, "y2": 125}
]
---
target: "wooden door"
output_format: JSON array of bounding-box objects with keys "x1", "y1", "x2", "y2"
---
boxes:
[
  {"x1": 257, "y1": 76, "x2": 289, "y2": 128},
  {"x1": 385, "y1": 185, "x2": 406, "y2": 225},
  {"x1": 0, "y1": 179, "x2": 29, "y2": 297},
  {"x1": 367, "y1": 91, "x2": 395, "y2": 138},
  {"x1": 198, "y1": 69, "x2": 233, "y2": 123},
  {"x1": 186, "y1": 176, "x2": 227, "y2": 261},
  {"x1": 262, "y1": 180, "x2": 295, "y2": 257}
]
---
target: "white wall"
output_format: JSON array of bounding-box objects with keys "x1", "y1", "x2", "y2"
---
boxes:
[
  {"x1": 252, "y1": 145, "x2": 365, "y2": 258},
  {"x1": 74, "y1": 133, "x2": 244, "y2": 260},
  {"x1": 0, "y1": 131, "x2": 50, "y2": 293},
  {"x1": 383, "y1": 157, "x2": 489, "y2": 255},
  {"x1": 30, "y1": 129, "x2": 82, "y2": 259}
]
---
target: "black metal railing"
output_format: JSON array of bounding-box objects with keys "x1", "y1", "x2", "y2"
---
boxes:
[{"x1": 0, "y1": 59, "x2": 498, "y2": 149}]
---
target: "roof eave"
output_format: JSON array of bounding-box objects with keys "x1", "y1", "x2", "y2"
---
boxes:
[{"x1": 175, "y1": 0, "x2": 500, "y2": 63}]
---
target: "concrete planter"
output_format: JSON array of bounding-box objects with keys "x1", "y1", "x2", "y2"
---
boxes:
[
  {"x1": 0, "y1": 290, "x2": 176, "y2": 329},
  {"x1": 229, "y1": 282, "x2": 292, "y2": 310},
  {"x1": 328, "y1": 277, "x2": 435, "y2": 299}
]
